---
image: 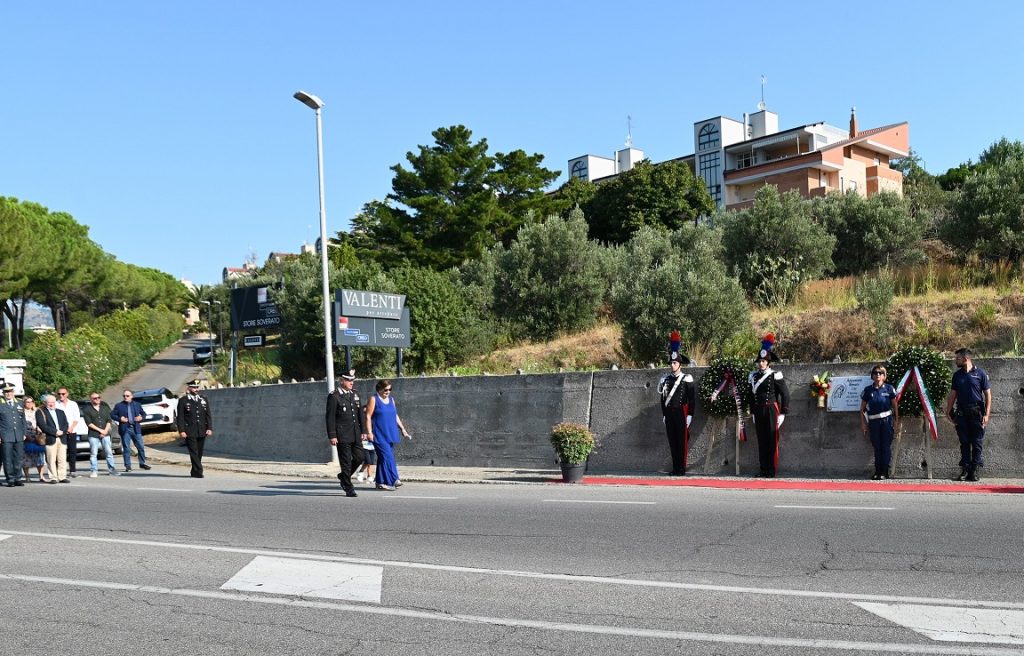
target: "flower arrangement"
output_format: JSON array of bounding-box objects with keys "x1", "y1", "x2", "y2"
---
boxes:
[{"x1": 810, "y1": 371, "x2": 831, "y2": 399}]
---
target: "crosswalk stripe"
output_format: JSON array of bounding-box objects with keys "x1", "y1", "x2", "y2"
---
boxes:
[
  {"x1": 855, "y1": 602, "x2": 1024, "y2": 645},
  {"x1": 222, "y1": 556, "x2": 382, "y2": 603}
]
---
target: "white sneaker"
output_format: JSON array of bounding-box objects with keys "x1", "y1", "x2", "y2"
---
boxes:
[
  {"x1": 355, "y1": 472, "x2": 365, "y2": 482},
  {"x1": 89, "y1": 472, "x2": 98, "y2": 478}
]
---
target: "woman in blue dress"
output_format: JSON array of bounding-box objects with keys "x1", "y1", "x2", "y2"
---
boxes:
[{"x1": 364, "y1": 379, "x2": 411, "y2": 491}]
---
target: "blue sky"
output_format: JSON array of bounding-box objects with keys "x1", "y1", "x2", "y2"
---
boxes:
[{"x1": 2, "y1": 1, "x2": 1020, "y2": 286}]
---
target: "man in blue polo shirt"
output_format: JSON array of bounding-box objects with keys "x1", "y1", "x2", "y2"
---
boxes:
[{"x1": 944, "y1": 348, "x2": 992, "y2": 482}]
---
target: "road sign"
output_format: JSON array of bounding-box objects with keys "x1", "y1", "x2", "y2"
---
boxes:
[
  {"x1": 242, "y1": 335, "x2": 266, "y2": 348},
  {"x1": 333, "y1": 306, "x2": 411, "y2": 347}
]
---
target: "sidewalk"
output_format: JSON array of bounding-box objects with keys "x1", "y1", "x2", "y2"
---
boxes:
[{"x1": 143, "y1": 443, "x2": 1024, "y2": 493}]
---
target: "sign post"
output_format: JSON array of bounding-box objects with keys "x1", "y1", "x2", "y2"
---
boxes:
[{"x1": 334, "y1": 289, "x2": 412, "y2": 376}]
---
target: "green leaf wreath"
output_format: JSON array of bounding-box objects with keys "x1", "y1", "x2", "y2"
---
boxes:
[
  {"x1": 887, "y1": 345, "x2": 951, "y2": 417},
  {"x1": 698, "y1": 356, "x2": 754, "y2": 418}
]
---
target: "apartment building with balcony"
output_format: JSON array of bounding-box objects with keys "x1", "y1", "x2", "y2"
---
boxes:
[{"x1": 567, "y1": 105, "x2": 908, "y2": 211}]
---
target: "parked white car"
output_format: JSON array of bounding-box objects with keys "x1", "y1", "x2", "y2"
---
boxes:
[{"x1": 134, "y1": 387, "x2": 178, "y2": 430}]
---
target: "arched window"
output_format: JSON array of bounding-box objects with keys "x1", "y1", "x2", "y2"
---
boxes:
[
  {"x1": 570, "y1": 160, "x2": 588, "y2": 180},
  {"x1": 698, "y1": 123, "x2": 720, "y2": 150}
]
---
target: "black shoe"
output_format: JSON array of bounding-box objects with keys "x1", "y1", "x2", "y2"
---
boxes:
[
  {"x1": 14, "y1": 481, "x2": 25, "y2": 487},
  {"x1": 345, "y1": 490, "x2": 358, "y2": 498},
  {"x1": 191, "y1": 473, "x2": 204, "y2": 478},
  {"x1": 140, "y1": 464, "x2": 151, "y2": 470},
  {"x1": 59, "y1": 479, "x2": 70, "y2": 483},
  {"x1": 125, "y1": 468, "x2": 133, "y2": 473},
  {"x1": 966, "y1": 471, "x2": 979, "y2": 482},
  {"x1": 956, "y1": 467, "x2": 968, "y2": 481},
  {"x1": 871, "y1": 473, "x2": 882, "y2": 480}
]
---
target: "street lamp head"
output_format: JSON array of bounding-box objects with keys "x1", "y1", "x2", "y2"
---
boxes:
[{"x1": 293, "y1": 90, "x2": 324, "y2": 111}]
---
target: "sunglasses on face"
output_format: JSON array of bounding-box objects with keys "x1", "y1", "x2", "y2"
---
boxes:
[
  {"x1": 871, "y1": 371, "x2": 885, "y2": 376},
  {"x1": 90, "y1": 396, "x2": 100, "y2": 400},
  {"x1": 382, "y1": 388, "x2": 392, "y2": 393},
  {"x1": 123, "y1": 394, "x2": 132, "y2": 398}
]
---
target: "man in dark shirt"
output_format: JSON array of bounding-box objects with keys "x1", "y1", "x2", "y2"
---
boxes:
[
  {"x1": 82, "y1": 391, "x2": 120, "y2": 477},
  {"x1": 944, "y1": 348, "x2": 992, "y2": 482}
]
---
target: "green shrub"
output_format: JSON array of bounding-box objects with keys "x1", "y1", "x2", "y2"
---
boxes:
[
  {"x1": 855, "y1": 268, "x2": 896, "y2": 345},
  {"x1": 549, "y1": 422, "x2": 595, "y2": 464},
  {"x1": 611, "y1": 225, "x2": 750, "y2": 365},
  {"x1": 491, "y1": 209, "x2": 606, "y2": 341}
]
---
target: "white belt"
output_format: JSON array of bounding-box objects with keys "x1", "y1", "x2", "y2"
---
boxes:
[{"x1": 867, "y1": 410, "x2": 892, "y2": 420}]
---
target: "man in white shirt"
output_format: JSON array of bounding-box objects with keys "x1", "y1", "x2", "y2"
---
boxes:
[{"x1": 56, "y1": 387, "x2": 82, "y2": 478}]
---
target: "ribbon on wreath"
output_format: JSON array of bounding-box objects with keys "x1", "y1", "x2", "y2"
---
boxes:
[
  {"x1": 893, "y1": 365, "x2": 939, "y2": 441},
  {"x1": 711, "y1": 372, "x2": 747, "y2": 442}
]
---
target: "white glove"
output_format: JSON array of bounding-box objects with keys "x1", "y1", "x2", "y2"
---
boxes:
[
  {"x1": 686, "y1": 415, "x2": 692, "y2": 428},
  {"x1": 709, "y1": 391, "x2": 719, "y2": 403},
  {"x1": 777, "y1": 415, "x2": 785, "y2": 428}
]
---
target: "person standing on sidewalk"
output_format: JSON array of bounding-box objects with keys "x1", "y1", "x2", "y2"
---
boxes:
[
  {"x1": 0, "y1": 382, "x2": 27, "y2": 487},
  {"x1": 945, "y1": 348, "x2": 991, "y2": 482},
  {"x1": 859, "y1": 366, "x2": 899, "y2": 480},
  {"x1": 748, "y1": 334, "x2": 789, "y2": 478},
  {"x1": 176, "y1": 380, "x2": 213, "y2": 478},
  {"x1": 36, "y1": 394, "x2": 70, "y2": 483},
  {"x1": 326, "y1": 371, "x2": 366, "y2": 498},
  {"x1": 657, "y1": 351, "x2": 694, "y2": 476},
  {"x1": 55, "y1": 388, "x2": 83, "y2": 478},
  {"x1": 365, "y1": 379, "x2": 411, "y2": 491},
  {"x1": 82, "y1": 392, "x2": 120, "y2": 477},
  {"x1": 111, "y1": 390, "x2": 150, "y2": 472}
]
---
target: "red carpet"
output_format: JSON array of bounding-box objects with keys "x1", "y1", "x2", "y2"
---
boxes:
[{"x1": 550, "y1": 476, "x2": 1024, "y2": 494}]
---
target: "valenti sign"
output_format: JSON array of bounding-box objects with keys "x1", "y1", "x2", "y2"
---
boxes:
[{"x1": 337, "y1": 289, "x2": 405, "y2": 320}]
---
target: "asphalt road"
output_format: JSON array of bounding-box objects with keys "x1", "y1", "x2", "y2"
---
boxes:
[
  {"x1": 1, "y1": 471, "x2": 1021, "y2": 655},
  {"x1": 99, "y1": 336, "x2": 209, "y2": 404}
]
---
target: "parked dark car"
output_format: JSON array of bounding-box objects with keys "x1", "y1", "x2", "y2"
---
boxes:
[{"x1": 192, "y1": 345, "x2": 213, "y2": 364}]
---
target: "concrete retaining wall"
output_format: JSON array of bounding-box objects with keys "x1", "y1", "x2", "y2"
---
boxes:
[{"x1": 202, "y1": 358, "x2": 1024, "y2": 478}]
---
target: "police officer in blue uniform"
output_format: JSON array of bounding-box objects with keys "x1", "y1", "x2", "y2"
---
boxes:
[
  {"x1": 658, "y1": 351, "x2": 695, "y2": 476},
  {"x1": 944, "y1": 348, "x2": 991, "y2": 482},
  {"x1": 859, "y1": 365, "x2": 899, "y2": 480},
  {"x1": 749, "y1": 335, "x2": 789, "y2": 478}
]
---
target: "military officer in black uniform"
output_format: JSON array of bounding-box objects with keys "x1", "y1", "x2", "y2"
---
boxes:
[
  {"x1": 748, "y1": 335, "x2": 789, "y2": 477},
  {"x1": 658, "y1": 351, "x2": 695, "y2": 475},
  {"x1": 326, "y1": 370, "x2": 366, "y2": 498},
  {"x1": 176, "y1": 379, "x2": 213, "y2": 478}
]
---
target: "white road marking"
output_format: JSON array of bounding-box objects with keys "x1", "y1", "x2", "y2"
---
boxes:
[
  {"x1": 855, "y1": 602, "x2": 1024, "y2": 645},
  {"x1": 0, "y1": 535, "x2": 10, "y2": 542},
  {"x1": 222, "y1": 556, "x2": 382, "y2": 603},
  {"x1": 137, "y1": 487, "x2": 193, "y2": 493},
  {"x1": 0, "y1": 573, "x2": 1019, "y2": 656},
  {"x1": 775, "y1": 505, "x2": 894, "y2": 511},
  {"x1": 381, "y1": 495, "x2": 457, "y2": 500},
  {"x1": 543, "y1": 499, "x2": 656, "y2": 505},
  {"x1": 2, "y1": 529, "x2": 1022, "y2": 611}
]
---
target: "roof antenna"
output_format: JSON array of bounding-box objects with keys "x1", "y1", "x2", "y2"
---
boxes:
[
  {"x1": 758, "y1": 74, "x2": 767, "y2": 111},
  {"x1": 625, "y1": 115, "x2": 633, "y2": 148}
]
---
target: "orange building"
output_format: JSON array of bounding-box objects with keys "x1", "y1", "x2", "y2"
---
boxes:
[{"x1": 568, "y1": 106, "x2": 908, "y2": 211}]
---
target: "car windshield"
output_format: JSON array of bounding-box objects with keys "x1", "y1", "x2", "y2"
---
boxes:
[{"x1": 135, "y1": 395, "x2": 165, "y2": 405}]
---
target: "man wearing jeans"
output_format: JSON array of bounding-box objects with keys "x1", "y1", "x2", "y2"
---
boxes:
[
  {"x1": 81, "y1": 392, "x2": 120, "y2": 477},
  {"x1": 110, "y1": 390, "x2": 150, "y2": 472}
]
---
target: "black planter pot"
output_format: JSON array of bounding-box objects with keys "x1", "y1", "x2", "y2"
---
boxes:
[{"x1": 559, "y1": 461, "x2": 586, "y2": 484}]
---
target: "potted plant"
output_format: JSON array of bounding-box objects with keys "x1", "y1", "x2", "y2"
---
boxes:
[
  {"x1": 810, "y1": 371, "x2": 831, "y2": 409},
  {"x1": 550, "y1": 422, "x2": 595, "y2": 483}
]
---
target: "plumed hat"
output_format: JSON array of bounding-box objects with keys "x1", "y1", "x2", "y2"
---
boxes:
[{"x1": 755, "y1": 333, "x2": 779, "y2": 363}]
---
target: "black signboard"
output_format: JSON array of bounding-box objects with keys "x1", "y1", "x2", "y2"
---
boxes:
[{"x1": 230, "y1": 286, "x2": 281, "y2": 332}]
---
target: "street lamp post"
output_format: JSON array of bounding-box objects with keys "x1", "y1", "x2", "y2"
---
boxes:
[
  {"x1": 199, "y1": 300, "x2": 215, "y2": 378},
  {"x1": 212, "y1": 300, "x2": 222, "y2": 374},
  {"x1": 294, "y1": 90, "x2": 335, "y2": 392}
]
